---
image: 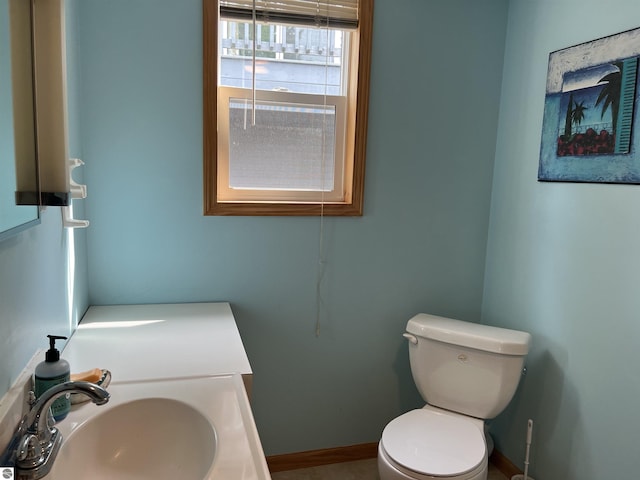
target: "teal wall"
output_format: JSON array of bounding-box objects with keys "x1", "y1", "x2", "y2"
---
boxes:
[
  {"x1": 15, "y1": 0, "x2": 639, "y2": 475},
  {"x1": 75, "y1": 0, "x2": 508, "y2": 454},
  {"x1": 0, "y1": 209, "x2": 80, "y2": 392},
  {"x1": 0, "y1": 0, "x2": 88, "y2": 396},
  {"x1": 483, "y1": 1, "x2": 640, "y2": 479}
]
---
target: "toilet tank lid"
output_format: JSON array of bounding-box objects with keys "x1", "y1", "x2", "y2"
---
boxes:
[{"x1": 406, "y1": 314, "x2": 531, "y2": 355}]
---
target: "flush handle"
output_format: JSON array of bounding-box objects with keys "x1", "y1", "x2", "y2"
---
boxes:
[{"x1": 402, "y1": 333, "x2": 418, "y2": 345}]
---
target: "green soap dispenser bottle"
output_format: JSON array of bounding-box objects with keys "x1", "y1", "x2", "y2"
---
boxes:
[{"x1": 34, "y1": 335, "x2": 71, "y2": 421}]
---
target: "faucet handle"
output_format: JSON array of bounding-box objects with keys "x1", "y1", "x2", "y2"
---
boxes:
[{"x1": 16, "y1": 434, "x2": 43, "y2": 463}]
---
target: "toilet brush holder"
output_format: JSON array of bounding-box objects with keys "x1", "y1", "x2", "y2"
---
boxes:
[{"x1": 511, "y1": 419, "x2": 535, "y2": 480}]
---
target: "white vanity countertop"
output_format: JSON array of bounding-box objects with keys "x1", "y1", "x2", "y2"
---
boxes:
[
  {"x1": 63, "y1": 302, "x2": 253, "y2": 385},
  {"x1": 48, "y1": 374, "x2": 270, "y2": 480},
  {"x1": 54, "y1": 302, "x2": 269, "y2": 480}
]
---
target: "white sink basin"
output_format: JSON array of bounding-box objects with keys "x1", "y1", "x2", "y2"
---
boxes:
[
  {"x1": 53, "y1": 398, "x2": 216, "y2": 480},
  {"x1": 45, "y1": 374, "x2": 270, "y2": 480}
]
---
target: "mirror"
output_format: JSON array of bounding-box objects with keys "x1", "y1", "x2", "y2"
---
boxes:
[{"x1": 0, "y1": 0, "x2": 39, "y2": 241}]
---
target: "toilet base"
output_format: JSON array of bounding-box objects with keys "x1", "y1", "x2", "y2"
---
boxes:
[
  {"x1": 486, "y1": 430, "x2": 494, "y2": 457},
  {"x1": 378, "y1": 442, "x2": 488, "y2": 480}
]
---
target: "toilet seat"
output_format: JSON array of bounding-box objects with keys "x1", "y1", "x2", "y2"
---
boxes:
[{"x1": 380, "y1": 409, "x2": 486, "y2": 477}]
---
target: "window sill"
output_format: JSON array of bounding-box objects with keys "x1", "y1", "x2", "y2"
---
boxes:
[{"x1": 205, "y1": 201, "x2": 363, "y2": 216}]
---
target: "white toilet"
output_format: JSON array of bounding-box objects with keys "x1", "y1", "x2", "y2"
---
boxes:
[{"x1": 378, "y1": 313, "x2": 531, "y2": 480}]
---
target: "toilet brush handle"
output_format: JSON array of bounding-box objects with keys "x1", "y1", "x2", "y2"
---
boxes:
[{"x1": 523, "y1": 419, "x2": 533, "y2": 480}]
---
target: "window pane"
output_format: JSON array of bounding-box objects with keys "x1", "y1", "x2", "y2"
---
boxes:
[
  {"x1": 228, "y1": 98, "x2": 336, "y2": 191},
  {"x1": 220, "y1": 21, "x2": 345, "y2": 95}
]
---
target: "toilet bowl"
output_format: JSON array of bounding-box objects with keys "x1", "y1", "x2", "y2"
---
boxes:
[
  {"x1": 378, "y1": 314, "x2": 531, "y2": 480},
  {"x1": 378, "y1": 406, "x2": 487, "y2": 480}
]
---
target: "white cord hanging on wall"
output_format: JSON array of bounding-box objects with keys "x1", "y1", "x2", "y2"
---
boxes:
[{"x1": 315, "y1": 0, "x2": 331, "y2": 337}]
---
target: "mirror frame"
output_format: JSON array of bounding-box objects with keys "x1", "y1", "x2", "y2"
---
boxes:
[{"x1": 0, "y1": 0, "x2": 40, "y2": 241}]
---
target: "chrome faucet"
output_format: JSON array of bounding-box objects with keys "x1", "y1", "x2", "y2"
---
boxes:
[{"x1": 1, "y1": 381, "x2": 109, "y2": 480}]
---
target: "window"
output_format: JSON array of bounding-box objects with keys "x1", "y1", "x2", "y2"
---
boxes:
[{"x1": 203, "y1": 0, "x2": 373, "y2": 215}]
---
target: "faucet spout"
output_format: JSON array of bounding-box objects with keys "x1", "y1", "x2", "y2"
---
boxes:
[
  {"x1": 24, "y1": 381, "x2": 110, "y2": 435},
  {"x1": 5, "y1": 380, "x2": 110, "y2": 480}
]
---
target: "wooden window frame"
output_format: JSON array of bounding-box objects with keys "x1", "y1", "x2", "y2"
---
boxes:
[{"x1": 203, "y1": 0, "x2": 373, "y2": 216}]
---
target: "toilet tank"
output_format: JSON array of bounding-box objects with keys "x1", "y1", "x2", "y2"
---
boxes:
[{"x1": 406, "y1": 314, "x2": 531, "y2": 419}]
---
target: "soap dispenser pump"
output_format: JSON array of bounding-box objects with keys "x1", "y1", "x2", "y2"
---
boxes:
[{"x1": 34, "y1": 335, "x2": 71, "y2": 421}]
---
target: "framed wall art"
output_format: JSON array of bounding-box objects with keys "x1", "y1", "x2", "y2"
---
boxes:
[{"x1": 538, "y1": 27, "x2": 640, "y2": 183}]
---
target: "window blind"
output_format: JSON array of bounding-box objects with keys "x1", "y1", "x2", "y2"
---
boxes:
[{"x1": 219, "y1": 0, "x2": 359, "y2": 29}]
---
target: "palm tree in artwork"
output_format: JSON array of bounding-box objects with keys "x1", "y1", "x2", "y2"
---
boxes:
[
  {"x1": 562, "y1": 94, "x2": 587, "y2": 137},
  {"x1": 595, "y1": 62, "x2": 623, "y2": 135},
  {"x1": 571, "y1": 100, "x2": 587, "y2": 131},
  {"x1": 563, "y1": 92, "x2": 574, "y2": 138}
]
